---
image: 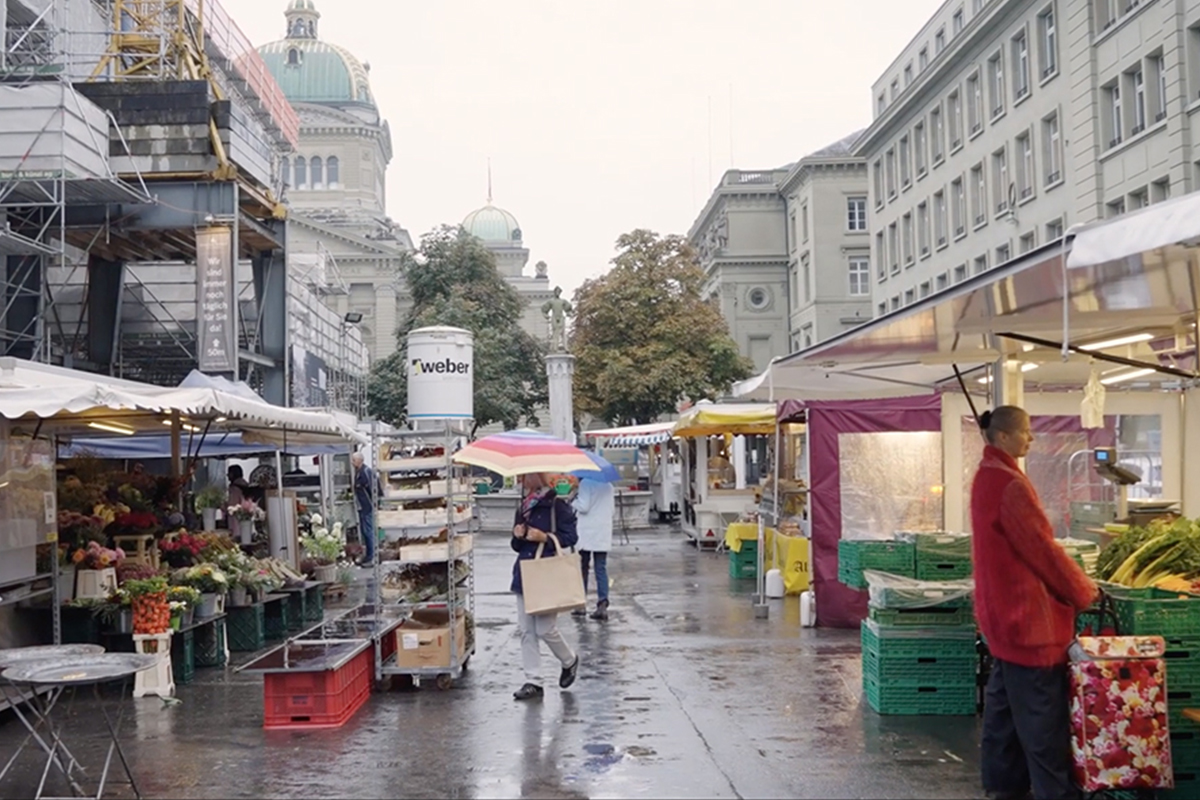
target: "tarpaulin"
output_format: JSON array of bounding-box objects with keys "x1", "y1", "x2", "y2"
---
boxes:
[{"x1": 672, "y1": 403, "x2": 777, "y2": 438}]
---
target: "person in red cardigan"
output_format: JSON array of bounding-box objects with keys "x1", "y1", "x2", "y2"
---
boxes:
[{"x1": 971, "y1": 405, "x2": 1098, "y2": 800}]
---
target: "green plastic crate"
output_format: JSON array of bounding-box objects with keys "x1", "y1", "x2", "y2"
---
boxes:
[
  {"x1": 861, "y1": 647, "x2": 977, "y2": 687},
  {"x1": 729, "y1": 547, "x2": 757, "y2": 579},
  {"x1": 1163, "y1": 637, "x2": 1200, "y2": 690},
  {"x1": 264, "y1": 599, "x2": 289, "y2": 641},
  {"x1": 194, "y1": 619, "x2": 226, "y2": 668},
  {"x1": 227, "y1": 604, "x2": 266, "y2": 652},
  {"x1": 897, "y1": 532, "x2": 972, "y2": 561},
  {"x1": 861, "y1": 620, "x2": 978, "y2": 659},
  {"x1": 305, "y1": 586, "x2": 325, "y2": 623},
  {"x1": 171, "y1": 628, "x2": 195, "y2": 685},
  {"x1": 869, "y1": 605, "x2": 975, "y2": 627},
  {"x1": 1171, "y1": 732, "x2": 1200, "y2": 771},
  {"x1": 915, "y1": 561, "x2": 973, "y2": 581},
  {"x1": 1112, "y1": 593, "x2": 1200, "y2": 637},
  {"x1": 839, "y1": 540, "x2": 914, "y2": 589},
  {"x1": 1164, "y1": 771, "x2": 1200, "y2": 800},
  {"x1": 863, "y1": 677, "x2": 977, "y2": 715}
]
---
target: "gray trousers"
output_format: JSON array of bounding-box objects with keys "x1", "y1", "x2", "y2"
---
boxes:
[{"x1": 516, "y1": 594, "x2": 575, "y2": 685}]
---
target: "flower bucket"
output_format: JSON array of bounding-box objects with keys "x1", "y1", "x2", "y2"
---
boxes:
[
  {"x1": 181, "y1": 606, "x2": 194, "y2": 628},
  {"x1": 238, "y1": 518, "x2": 255, "y2": 545},
  {"x1": 115, "y1": 607, "x2": 133, "y2": 635},
  {"x1": 313, "y1": 564, "x2": 338, "y2": 584},
  {"x1": 169, "y1": 614, "x2": 181, "y2": 631},
  {"x1": 76, "y1": 567, "x2": 117, "y2": 600},
  {"x1": 57, "y1": 565, "x2": 76, "y2": 602},
  {"x1": 202, "y1": 508, "x2": 217, "y2": 531},
  {"x1": 197, "y1": 593, "x2": 218, "y2": 619},
  {"x1": 229, "y1": 586, "x2": 249, "y2": 607}
]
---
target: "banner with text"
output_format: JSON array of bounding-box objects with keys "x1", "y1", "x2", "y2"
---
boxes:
[{"x1": 195, "y1": 226, "x2": 237, "y2": 373}]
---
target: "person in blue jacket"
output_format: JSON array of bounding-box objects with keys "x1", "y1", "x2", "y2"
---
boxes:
[{"x1": 511, "y1": 472, "x2": 580, "y2": 701}]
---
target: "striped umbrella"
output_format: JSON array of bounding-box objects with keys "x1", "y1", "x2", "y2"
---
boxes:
[{"x1": 453, "y1": 429, "x2": 601, "y2": 477}]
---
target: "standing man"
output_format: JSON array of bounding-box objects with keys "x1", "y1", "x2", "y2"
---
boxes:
[
  {"x1": 351, "y1": 453, "x2": 377, "y2": 566},
  {"x1": 971, "y1": 406, "x2": 1098, "y2": 800},
  {"x1": 572, "y1": 477, "x2": 614, "y2": 621}
]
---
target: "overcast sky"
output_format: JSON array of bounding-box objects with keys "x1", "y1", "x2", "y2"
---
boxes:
[{"x1": 226, "y1": 0, "x2": 945, "y2": 299}]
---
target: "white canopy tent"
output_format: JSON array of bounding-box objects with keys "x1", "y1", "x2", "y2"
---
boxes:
[{"x1": 582, "y1": 422, "x2": 675, "y2": 447}]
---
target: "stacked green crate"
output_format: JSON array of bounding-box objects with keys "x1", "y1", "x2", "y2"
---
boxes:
[
  {"x1": 898, "y1": 532, "x2": 973, "y2": 581},
  {"x1": 729, "y1": 541, "x2": 758, "y2": 579},
  {"x1": 861, "y1": 619, "x2": 978, "y2": 715},
  {"x1": 1164, "y1": 634, "x2": 1200, "y2": 783},
  {"x1": 1057, "y1": 537, "x2": 1100, "y2": 576},
  {"x1": 838, "y1": 539, "x2": 914, "y2": 590}
]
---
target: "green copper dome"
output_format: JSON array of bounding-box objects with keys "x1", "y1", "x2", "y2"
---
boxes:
[
  {"x1": 463, "y1": 204, "x2": 522, "y2": 243},
  {"x1": 258, "y1": 1, "x2": 375, "y2": 107}
]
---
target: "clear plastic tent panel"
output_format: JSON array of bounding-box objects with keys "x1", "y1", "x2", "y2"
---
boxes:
[
  {"x1": 0, "y1": 437, "x2": 54, "y2": 554},
  {"x1": 839, "y1": 431, "x2": 944, "y2": 540},
  {"x1": 864, "y1": 569, "x2": 974, "y2": 609}
]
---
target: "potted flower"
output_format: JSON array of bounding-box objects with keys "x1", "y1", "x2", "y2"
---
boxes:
[
  {"x1": 227, "y1": 500, "x2": 265, "y2": 545},
  {"x1": 94, "y1": 588, "x2": 133, "y2": 634},
  {"x1": 300, "y1": 517, "x2": 345, "y2": 583},
  {"x1": 158, "y1": 532, "x2": 203, "y2": 569},
  {"x1": 179, "y1": 564, "x2": 228, "y2": 618},
  {"x1": 71, "y1": 541, "x2": 125, "y2": 599},
  {"x1": 195, "y1": 486, "x2": 225, "y2": 531},
  {"x1": 167, "y1": 585, "x2": 200, "y2": 627}
]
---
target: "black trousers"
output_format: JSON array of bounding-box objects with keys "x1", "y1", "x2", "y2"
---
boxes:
[{"x1": 982, "y1": 658, "x2": 1078, "y2": 800}]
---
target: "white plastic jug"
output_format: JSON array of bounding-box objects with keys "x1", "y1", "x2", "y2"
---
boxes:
[
  {"x1": 765, "y1": 568, "x2": 785, "y2": 599},
  {"x1": 800, "y1": 590, "x2": 816, "y2": 628}
]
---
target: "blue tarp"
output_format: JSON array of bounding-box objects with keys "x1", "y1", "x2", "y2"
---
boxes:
[{"x1": 61, "y1": 432, "x2": 348, "y2": 460}]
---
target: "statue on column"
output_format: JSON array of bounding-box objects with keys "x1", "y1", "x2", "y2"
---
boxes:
[{"x1": 542, "y1": 286, "x2": 573, "y2": 353}]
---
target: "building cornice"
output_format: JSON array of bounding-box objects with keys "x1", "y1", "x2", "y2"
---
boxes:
[
  {"x1": 854, "y1": 0, "x2": 1027, "y2": 156},
  {"x1": 779, "y1": 157, "x2": 868, "y2": 195},
  {"x1": 688, "y1": 170, "x2": 789, "y2": 241}
]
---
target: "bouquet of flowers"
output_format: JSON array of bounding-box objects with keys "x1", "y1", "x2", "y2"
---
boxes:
[
  {"x1": 71, "y1": 540, "x2": 125, "y2": 570},
  {"x1": 158, "y1": 532, "x2": 205, "y2": 568},
  {"x1": 227, "y1": 500, "x2": 265, "y2": 523},
  {"x1": 195, "y1": 486, "x2": 225, "y2": 511},
  {"x1": 56, "y1": 511, "x2": 106, "y2": 546},
  {"x1": 167, "y1": 585, "x2": 201, "y2": 608},
  {"x1": 177, "y1": 564, "x2": 229, "y2": 594},
  {"x1": 300, "y1": 517, "x2": 345, "y2": 566}
]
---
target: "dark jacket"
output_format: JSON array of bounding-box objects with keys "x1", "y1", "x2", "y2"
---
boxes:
[
  {"x1": 510, "y1": 492, "x2": 578, "y2": 595},
  {"x1": 354, "y1": 465, "x2": 377, "y2": 516}
]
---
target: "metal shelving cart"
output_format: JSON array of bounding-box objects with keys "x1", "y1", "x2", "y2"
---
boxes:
[{"x1": 369, "y1": 420, "x2": 476, "y2": 690}]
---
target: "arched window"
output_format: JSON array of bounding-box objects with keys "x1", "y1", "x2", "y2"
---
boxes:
[
  {"x1": 281, "y1": 157, "x2": 291, "y2": 189},
  {"x1": 311, "y1": 156, "x2": 323, "y2": 190},
  {"x1": 286, "y1": 48, "x2": 301, "y2": 66},
  {"x1": 294, "y1": 155, "x2": 306, "y2": 189},
  {"x1": 326, "y1": 156, "x2": 340, "y2": 189}
]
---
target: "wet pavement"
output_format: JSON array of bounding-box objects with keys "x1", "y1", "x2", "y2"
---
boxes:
[{"x1": 0, "y1": 530, "x2": 985, "y2": 799}]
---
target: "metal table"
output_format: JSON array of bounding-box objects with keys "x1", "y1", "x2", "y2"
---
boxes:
[{"x1": 1, "y1": 652, "x2": 157, "y2": 800}]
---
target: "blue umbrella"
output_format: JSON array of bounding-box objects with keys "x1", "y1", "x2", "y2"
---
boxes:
[{"x1": 572, "y1": 451, "x2": 620, "y2": 483}]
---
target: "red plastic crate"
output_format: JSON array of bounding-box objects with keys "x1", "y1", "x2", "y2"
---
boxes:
[{"x1": 263, "y1": 648, "x2": 372, "y2": 730}]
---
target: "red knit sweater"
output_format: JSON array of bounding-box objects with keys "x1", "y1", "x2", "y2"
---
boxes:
[{"x1": 971, "y1": 446, "x2": 1098, "y2": 667}]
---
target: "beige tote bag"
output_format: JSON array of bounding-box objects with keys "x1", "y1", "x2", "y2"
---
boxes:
[{"x1": 520, "y1": 532, "x2": 586, "y2": 615}]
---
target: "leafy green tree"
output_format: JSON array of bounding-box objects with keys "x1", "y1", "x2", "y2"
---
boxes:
[
  {"x1": 572, "y1": 229, "x2": 754, "y2": 426},
  {"x1": 367, "y1": 226, "x2": 547, "y2": 432}
]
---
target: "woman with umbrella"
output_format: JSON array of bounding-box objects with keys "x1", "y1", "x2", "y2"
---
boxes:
[{"x1": 571, "y1": 451, "x2": 618, "y2": 621}]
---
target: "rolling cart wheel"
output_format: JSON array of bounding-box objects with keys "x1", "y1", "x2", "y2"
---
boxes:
[
  {"x1": 436, "y1": 673, "x2": 453, "y2": 690},
  {"x1": 461, "y1": 657, "x2": 470, "y2": 673}
]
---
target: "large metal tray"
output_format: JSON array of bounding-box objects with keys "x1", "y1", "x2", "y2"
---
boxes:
[
  {"x1": 2, "y1": 653, "x2": 157, "y2": 685},
  {"x1": 0, "y1": 644, "x2": 103, "y2": 669}
]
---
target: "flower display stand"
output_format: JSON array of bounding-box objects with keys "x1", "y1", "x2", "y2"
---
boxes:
[
  {"x1": 113, "y1": 533, "x2": 158, "y2": 570},
  {"x1": 76, "y1": 567, "x2": 117, "y2": 600},
  {"x1": 132, "y1": 632, "x2": 175, "y2": 698}
]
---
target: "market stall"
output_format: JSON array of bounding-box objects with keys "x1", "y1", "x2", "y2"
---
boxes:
[{"x1": 583, "y1": 421, "x2": 678, "y2": 527}]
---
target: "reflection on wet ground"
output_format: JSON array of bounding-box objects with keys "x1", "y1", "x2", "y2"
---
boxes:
[{"x1": 0, "y1": 530, "x2": 984, "y2": 799}]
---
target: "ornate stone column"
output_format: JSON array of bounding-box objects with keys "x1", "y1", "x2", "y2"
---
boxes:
[{"x1": 545, "y1": 353, "x2": 576, "y2": 443}]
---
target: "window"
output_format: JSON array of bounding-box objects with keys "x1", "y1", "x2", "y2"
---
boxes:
[
  {"x1": 1106, "y1": 80, "x2": 1123, "y2": 147},
  {"x1": 1016, "y1": 132, "x2": 1034, "y2": 200},
  {"x1": 918, "y1": 201, "x2": 931, "y2": 256},
  {"x1": 974, "y1": 254, "x2": 989, "y2": 274},
  {"x1": 789, "y1": 212, "x2": 797, "y2": 253},
  {"x1": 1152, "y1": 55, "x2": 1167, "y2": 121},
  {"x1": 1132, "y1": 68, "x2": 1146, "y2": 134},
  {"x1": 802, "y1": 326, "x2": 813, "y2": 349},
  {"x1": 282, "y1": 157, "x2": 291, "y2": 188},
  {"x1": 874, "y1": 160, "x2": 885, "y2": 207},
  {"x1": 878, "y1": 93, "x2": 887, "y2": 115},
  {"x1": 311, "y1": 156, "x2": 324, "y2": 190},
  {"x1": 1097, "y1": 0, "x2": 1118, "y2": 30},
  {"x1": 327, "y1": 156, "x2": 340, "y2": 189},
  {"x1": 294, "y1": 155, "x2": 307, "y2": 189},
  {"x1": 902, "y1": 213, "x2": 914, "y2": 264},
  {"x1": 934, "y1": 190, "x2": 948, "y2": 246},
  {"x1": 971, "y1": 164, "x2": 987, "y2": 226},
  {"x1": 886, "y1": 149, "x2": 897, "y2": 198},
  {"x1": 920, "y1": 47, "x2": 929, "y2": 72},
  {"x1": 992, "y1": 147, "x2": 1009, "y2": 214},
  {"x1": 1019, "y1": 231, "x2": 1036, "y2": 253},
  {"x1": 996, "y1": 242, "x2": 1011, "y2": 264},
  {"x1": 891, "y1": 296, "x2": 901, "y2": 312},
  {"x1": 920, "y1": 281, "x2": 932, "y2": 299},
  {"x1": 802, "y1": 203, "x2": 810, "y2": 241},
  {"x1": 905, "y1": 288, "x2": 916, "y2": 305},
  {"x1": 1013, "y1": 31, "x2": 1030, "y2": 99},
  {"x1": 287, "y1": 48, "x2": 301, "y2": 66},
  {"x1": 899, "y1": 136, "x2": 912, "y2": 188},
  {"x1": 1038, "y1": 6, "x2": 1057, "y2": 78},
  {"x1": 967, "y1": 72, "x2": 983, "y2": 134},
  {"x1": 847, "y1": 197, "x2": 868, "y2": 231},
  {"x1": 914, "y1": 122, "x2": 928, "y2": 176},
  {"x1": 876, "y1": 232, "x2": 887, "y2": 281},
  {"x1": 1129, "y1": 188, "x2": 1149, "y2": 210},
  {"x1": 849, "y1": 257, "x2": 871, "y2": 296},
  {"x1": 802, "y1": 257, "x2": 811, "y2": 303},
  {"x1": 878, "y1": 302, "x2": 888, "y2": 317},
  {"x1": 953, "y1": 8, "x2": 964, "y2": 34},
  {"x1": 952, "y1": 177, "x2": 966, "y2": 236},
  {"x1": 891, "y1": 79, "x2": 900, "y2": 101},
  {"x1": 1043, "y1": 113, "x2": 1062, "y2": 185},
  {"x1": 949, "y1": 90, "x2": 964, "y2": 148},
  {"x1": 954, "y1": 264, "x2": 968, "y2": 283},
  {"x1": 936, "y1": 28, "x2": 946, "y2": 53},
  {"x1": 973, "y1": 0, "x2": 984, "y2": 13},
  {"x1": 1046, "y1": 218, "x2": 1064, "y2": 240},
  {"x1": 888, "y1": 223, "x2": 899, "y2": 273},
  {"x1": 931, "y1": 106, "x2": 945, "y2": 162},
  {"x1": 988, "y1": 51, "x2": 1006, "y2": 118},
  {"x1": 904, "y1": 63, "x2": 914, "y2": 87},
  {"x1": 1151, "y1": 178, "x2": 1171, "y2": 202},
  {"x1": 936, "y1": 271, "x2": 950, "y2": 291}
]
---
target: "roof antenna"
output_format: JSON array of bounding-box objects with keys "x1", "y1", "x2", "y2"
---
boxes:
[{"x1": 487, "y1": 158, "x2": 493, "y2": 205}]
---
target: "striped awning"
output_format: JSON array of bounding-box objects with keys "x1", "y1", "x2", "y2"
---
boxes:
[{"x1": 583, "y1": 422, "x2": 674, "y2": 447}]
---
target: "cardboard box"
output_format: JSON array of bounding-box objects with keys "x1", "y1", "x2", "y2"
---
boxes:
[{"x1": 394, "y1": 609, "x2": 467, "y2": 669}]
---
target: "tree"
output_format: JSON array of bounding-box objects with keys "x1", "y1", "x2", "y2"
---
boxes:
[
  {"x1": 572, "y1": 229, "x2": 754, "y2": 426},
  {"x1": 367, "y1": 226, "x2": 547, "y2": 432}
]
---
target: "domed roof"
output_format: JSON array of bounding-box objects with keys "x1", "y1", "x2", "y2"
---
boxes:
[
  {"x1": 257, "y1": 2, "x2": 375, "y2": 107},
  {"x1": 463, "y1": 204, "x2": 522, "y2": 243}
]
